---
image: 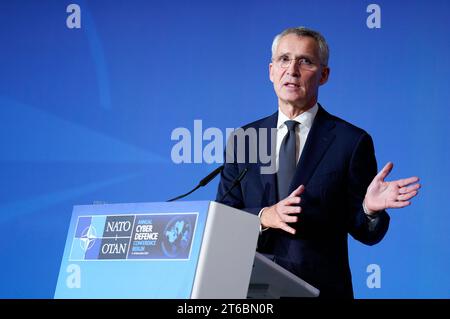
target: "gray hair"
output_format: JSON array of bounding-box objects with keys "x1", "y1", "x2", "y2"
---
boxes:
[{"x1": 271, "y1": 27, "x2": 329, "y2": 66}]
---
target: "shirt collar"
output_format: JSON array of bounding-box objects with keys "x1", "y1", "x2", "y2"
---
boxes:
[{"x1": 277, "y1": 103, "x2": 319, "y2": 130}]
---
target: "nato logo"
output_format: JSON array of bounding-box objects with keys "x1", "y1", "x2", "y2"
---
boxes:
[
  {"x1": 80, "y1": 225, "x2": 97, "y2": 251},
  {"x1": 70, "y1": 215, "x2": 136, "y2": 260},
  {"x1": 70, "y1": 216, "x2": 106, "y2": 260}
]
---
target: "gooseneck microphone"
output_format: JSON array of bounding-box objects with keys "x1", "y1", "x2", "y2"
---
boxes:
[
  {"x1": 167, "y1": 165, "x2": 224, "y2": 202},
  {"x1": 219, "y1": 167, "x2": 248, "y2": 202}
]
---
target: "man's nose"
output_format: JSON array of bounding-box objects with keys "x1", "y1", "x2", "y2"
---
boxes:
[{"x1": 286, "y1": 60, "x2": 300, "y2": 77}]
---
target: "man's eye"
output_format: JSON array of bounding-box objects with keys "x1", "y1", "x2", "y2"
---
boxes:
[
  {"x1": 280, "y1": 56, "x2": 290, "y2": 62},
  {"x1": 299, "y1": 58, "x2": 312, "y2": 65}
]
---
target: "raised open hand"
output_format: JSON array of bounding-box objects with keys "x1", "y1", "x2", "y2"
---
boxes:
[{"x1": 364, "y1": 162, "x2": 420, "y2": 214}]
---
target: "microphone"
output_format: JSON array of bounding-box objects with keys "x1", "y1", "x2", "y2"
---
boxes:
[
  {"x1": 167, "y1": 165, "x2": 224, "y2": 202},
  {"x1": 219, "y1": 167, "x2": 248, "y2": 202}
]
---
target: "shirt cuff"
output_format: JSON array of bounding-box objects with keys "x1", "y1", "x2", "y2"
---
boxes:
[
  {"x1": 258, "y1": 207, "x2": 269, "y2": 233},
  {"x1": 363, "y1": 200, "x2": 378, "y2": 221}
]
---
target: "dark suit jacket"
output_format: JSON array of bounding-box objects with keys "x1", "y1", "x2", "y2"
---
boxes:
[{"x1": 216, "y1": 105, "x2": 390, "y2": 298}]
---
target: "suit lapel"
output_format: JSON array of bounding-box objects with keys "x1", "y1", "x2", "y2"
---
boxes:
[{"x1": 290, "y1": 105, "x2": 336, "y2": 190}]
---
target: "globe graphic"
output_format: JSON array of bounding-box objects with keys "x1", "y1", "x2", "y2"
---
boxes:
[{"x1": 162, "y1": 217, "x2": 193, "y2": 258}]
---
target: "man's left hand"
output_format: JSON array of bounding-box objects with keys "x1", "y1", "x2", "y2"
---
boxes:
[{"x1": 364, "y1": 162, "x2": 421, "y2": 215}]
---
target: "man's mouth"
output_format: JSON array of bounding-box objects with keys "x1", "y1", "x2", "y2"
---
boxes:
[{"x1": 284, "y1": 82, "x2": 300, "y2": 88}]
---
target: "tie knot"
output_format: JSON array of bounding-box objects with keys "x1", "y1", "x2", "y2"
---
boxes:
[{"x1": 284, "y1": 120, "x2": 298, "y2": 132}]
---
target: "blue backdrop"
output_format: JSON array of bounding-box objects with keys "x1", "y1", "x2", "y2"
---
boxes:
[{"x1": 0, "y1": 0, "x2": 449, "y2": 298}]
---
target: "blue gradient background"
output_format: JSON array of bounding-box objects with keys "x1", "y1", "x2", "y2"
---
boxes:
[{"x1": 0, "y1": 0, "x2": 448, "y2": 298}]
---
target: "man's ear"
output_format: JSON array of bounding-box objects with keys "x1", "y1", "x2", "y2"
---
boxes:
[
  {"x1": 269, "y1": 63, "x2": 274, "y2": 83},
  {"x1": 319, "y1": 66, "x2": 330, "y2": 85}
]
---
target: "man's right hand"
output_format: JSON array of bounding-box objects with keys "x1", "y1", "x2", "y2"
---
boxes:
[{"x1": 260, "y1": 185, "x2": 305, "y2": 235}]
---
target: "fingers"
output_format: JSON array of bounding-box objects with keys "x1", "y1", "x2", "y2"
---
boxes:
[
  {"x1": 397, "y1": 183, "x2": 420, "y2": 202},
  {"x1": 282, "y1": 214, "x2": 299, "y2": 223},
  {"x1": 261, "y1": 200, "x2": 301, "y2": 226},
  {"x1": 399, "y1": 183, "x2": 421, "y2": 194},
  {"x1": 289, "y1": 184, "x2": 305, "y2": 197},
  {"x1": 277, "y1": 205, "x2": 301, "y2": 222},
  {"x1": 277, "y1": 204, "x2": 301, "y2": 215},
  {"x1": 386, "y1": 182, "x2": 420, "y2": 208},
  {"x1": 283, "y1": 196, "x2": 301, "y2": 206},
  {"x1": 262, "y1": 185, "x2": 305, "y2": 234},
  {"x1": 377, "y1": 162, "x2": 394, "y2": 181},
  {"x1": 286, "y1": 205, "x2": 302, "y2": 214},
  {"x1": 279, "y1": 192, "x2": 302, "y2": 217},
  {"x1": 398, "y1": 177, "x2": 420, "y2": 188},
  {"x1": 280, "y1": 223, "x2": 296, "y2": 235},
  {"x1": 277, "y1": 205, "x2": 301, "y2": 229},
  {"x1": 397, "y1": 191, "x2": 418, "y2": 201},
  {"x1": 390, "y1": 200, "x2": 411, "y2": 208},
  {"x1": 275, "y1": 210, "x2": 299, "y2": 232}
]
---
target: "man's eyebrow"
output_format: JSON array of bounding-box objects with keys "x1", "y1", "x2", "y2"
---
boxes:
[
  {"x1": 275, "y1": 53, "x2": 289, "y2": 58},
  {"x1": 276, "y1": 52, "x2": 314, "y2": 59}
]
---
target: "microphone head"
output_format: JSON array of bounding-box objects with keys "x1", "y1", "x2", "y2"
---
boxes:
[
  {"x1": 219, "y1": 167, "x2": 248, "y2": 202},
  {"x1": 237, "y1": 167, "x2": 248, "y2": 181},
  {"x1": 231, "y1": 167, "x2": 248, "y2": 187}
]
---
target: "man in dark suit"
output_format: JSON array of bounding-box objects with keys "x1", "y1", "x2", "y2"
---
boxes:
[{"x1": 216, "y1": 27, "x2": 420, "y2": 298}]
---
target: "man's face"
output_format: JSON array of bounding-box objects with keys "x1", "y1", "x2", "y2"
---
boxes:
[{"x1": 269, "y1": 34, "x2": 329, "y2": 109}]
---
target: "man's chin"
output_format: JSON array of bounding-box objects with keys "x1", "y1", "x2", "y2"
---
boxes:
[
  {"x1": 279, "y1": 90, "x2": 305, "y2": 100},
  {"x1": 280, "y1": 96, "x2": 306, "y2": 106}
]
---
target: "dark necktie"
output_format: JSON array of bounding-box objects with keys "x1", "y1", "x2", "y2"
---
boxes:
[{"x1": 277, "y1": 120, "x2": 298, "y2": 200}]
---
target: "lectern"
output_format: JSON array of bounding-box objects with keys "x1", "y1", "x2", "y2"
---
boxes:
[{"x1": 54, "y1": 201, "x2": 318, "y2": 298}]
